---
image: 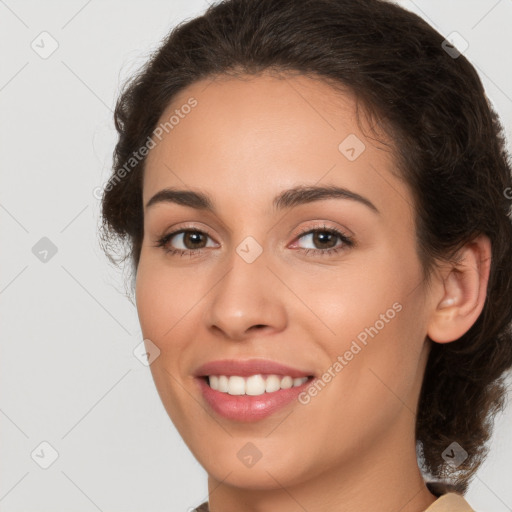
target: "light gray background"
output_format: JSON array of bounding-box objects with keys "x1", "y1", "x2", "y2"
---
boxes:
[{"x1": 1, "y1": 1, "x2": 511, "y2": 511}]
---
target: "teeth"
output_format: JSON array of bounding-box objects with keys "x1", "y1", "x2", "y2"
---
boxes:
[
  {"x1": 265, "y1": 375, "x2": 281, "y2": 393},
  {"x1": 281, "y1": 376, "x2": 293, "y2": 389},
  {"x1": 218, "y1": 375, "x2": 229, "y2": 393},
  {"x1": 207, "y1": 374, "x2": 309, "y2": 396},
  {"x1": 246, "y1": 375, "x2": 266, "y2": 396}
]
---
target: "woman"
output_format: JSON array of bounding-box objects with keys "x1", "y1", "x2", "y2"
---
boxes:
[{"x1": 100, "y1": 0, "x2": 512, "y2": 510}]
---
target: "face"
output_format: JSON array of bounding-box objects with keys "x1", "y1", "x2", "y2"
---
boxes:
[{"x1": 136, "y1": 72, "x2": 435, "y2": 491}]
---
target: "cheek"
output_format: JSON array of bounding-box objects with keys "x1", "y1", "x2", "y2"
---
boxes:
[
  {"x1": 288, "y1": 248, "x2": 427, "y2": 396},
  {"x1": 135, "y1": 254, "x2": 201, "y2": 341},
  {"x1": 288, "y1": 251, "x2": 417, "y2": 347},
  {"x1": 135, "y1": 268, "x2": 166, "y2": 340}
]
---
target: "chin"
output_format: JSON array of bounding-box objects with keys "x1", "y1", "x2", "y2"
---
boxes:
[{"x1": 192, "y1": 443, "x2": 316, "y2": 491}]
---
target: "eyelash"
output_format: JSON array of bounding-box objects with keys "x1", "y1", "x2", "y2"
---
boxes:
[{"x1": 154, "y1": 223, "x2": 355, "y2": 258}]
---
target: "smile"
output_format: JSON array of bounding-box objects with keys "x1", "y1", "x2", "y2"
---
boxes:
[
  {"x1": 207, "y1": 374, "x2": 309, "y2": 396},
  {"x1": 194, "y1": 358, "x2": 316, "y2": 421}
]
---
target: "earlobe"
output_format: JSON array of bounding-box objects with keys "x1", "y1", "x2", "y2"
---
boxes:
[{"x1": 427, "y1": 234, "x2": 492, "y2": 344}]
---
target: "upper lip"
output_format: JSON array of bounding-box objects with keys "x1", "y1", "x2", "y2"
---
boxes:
[{"x1": 194, "y1": 359, "x2": 314, "y2": 378}]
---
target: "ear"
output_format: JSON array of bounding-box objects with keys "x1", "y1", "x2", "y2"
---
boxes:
[{"x1": 427, "y1": 234, "x2": 492, "y2": 343}]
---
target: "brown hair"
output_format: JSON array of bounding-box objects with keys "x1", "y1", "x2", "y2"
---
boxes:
[{"x1": 100, "y1": 0, "x2": 512, "y2": 494}]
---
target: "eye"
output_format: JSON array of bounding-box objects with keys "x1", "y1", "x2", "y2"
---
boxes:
[
  {"x1": 291, "y1": 224, "x2": 354, "y2": 256},
  {"x1": 154, "y1": 228, "x2": 217, "y2": 256}
]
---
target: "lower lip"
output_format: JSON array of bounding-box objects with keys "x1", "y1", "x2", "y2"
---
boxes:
[{"x1": 196, "y1": 377, "x2": 313, "y2": 422}]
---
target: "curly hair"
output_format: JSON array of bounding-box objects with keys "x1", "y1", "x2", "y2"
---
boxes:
[{"x1": 100, "y1": 0, "x2": 512, "y2": 494}]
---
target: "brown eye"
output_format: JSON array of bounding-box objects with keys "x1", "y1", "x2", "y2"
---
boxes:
[
  {"x1": 310, "y1": 230, "x2": 338, "y2": 249},
  {"x1": 180, "y1": 231, "x2": 208, "y2": 249},
  {"x1": 156, "y1": 229, "x2": 217, "y2": 255},
  {"x1": 295, "y1": 228, "x2": 353, "y2": 253}
]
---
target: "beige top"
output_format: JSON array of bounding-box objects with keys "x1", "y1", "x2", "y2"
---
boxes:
[
  {"x1": 192, "y1": 491, "x2": 475, "y2": 511},
  {"x1": 424, "y1": 492, "x2": 475, "y2": 511}
]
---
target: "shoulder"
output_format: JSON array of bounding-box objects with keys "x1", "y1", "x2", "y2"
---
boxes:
[{"x1": 424, "y1": 492, "x2": 475, "y2": 512}]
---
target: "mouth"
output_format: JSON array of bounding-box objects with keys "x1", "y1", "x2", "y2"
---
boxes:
[{"x1": 194, "y1": 359, "x2": 316, "y2": 422}]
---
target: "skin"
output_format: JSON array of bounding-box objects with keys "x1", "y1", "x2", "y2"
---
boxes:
[{"x1": 135, "y1": 72, "x2": 491, "y2": 512}]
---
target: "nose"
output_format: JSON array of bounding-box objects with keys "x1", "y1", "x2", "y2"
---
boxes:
[{"x1": 204, "y1": 247, "x2": 287, "y2": 341}]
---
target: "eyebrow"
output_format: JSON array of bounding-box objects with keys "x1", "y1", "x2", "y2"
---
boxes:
[{"x1": 145, "y1": 184, "x2": 379, "y2": 214}]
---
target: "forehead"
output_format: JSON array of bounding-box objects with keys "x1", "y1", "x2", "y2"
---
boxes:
[{"x1": 142, "y1": 72, "x2": 410, "y2": 219}]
